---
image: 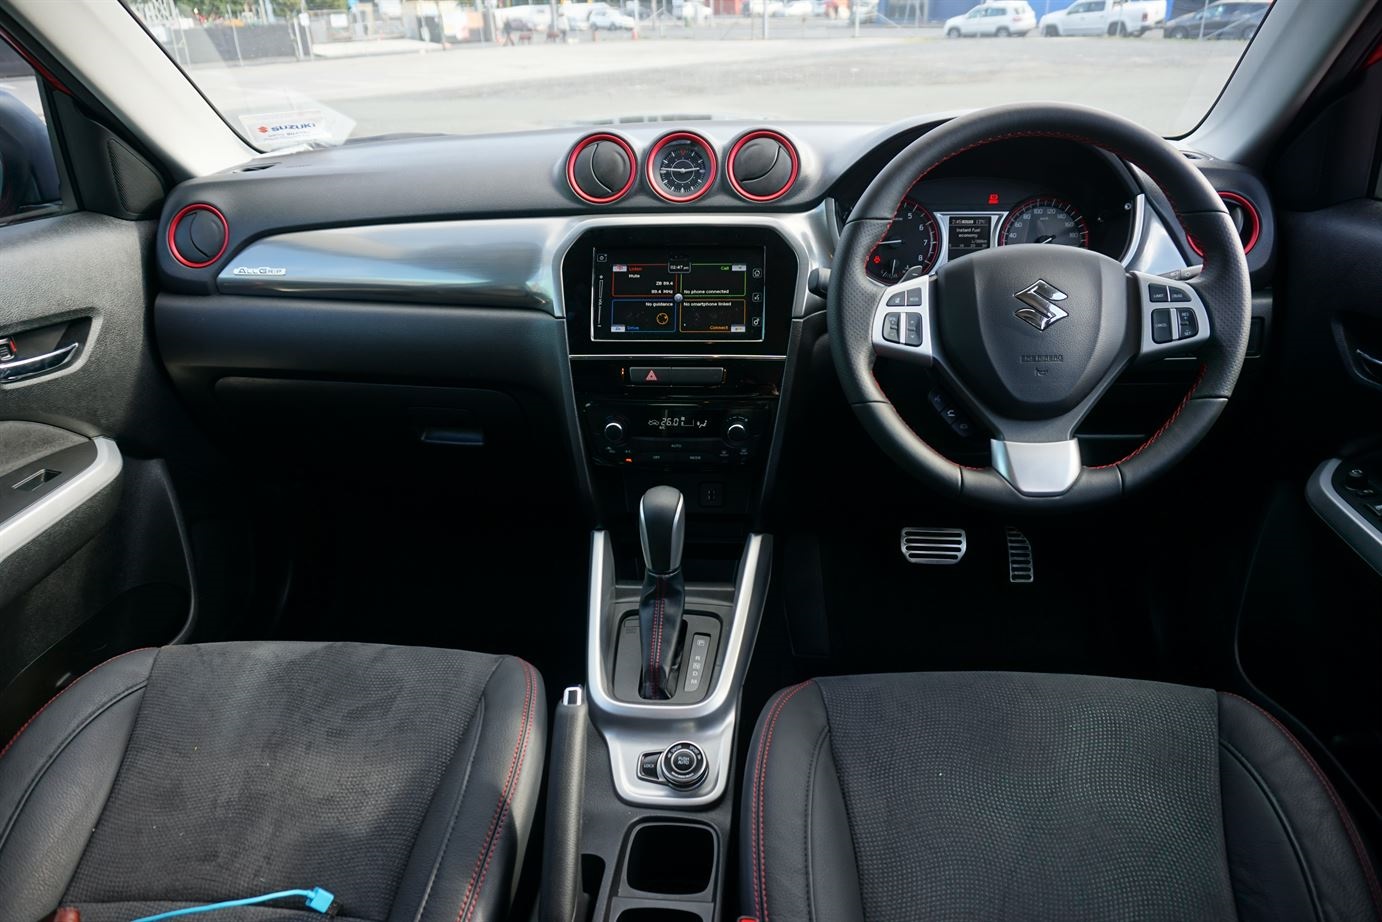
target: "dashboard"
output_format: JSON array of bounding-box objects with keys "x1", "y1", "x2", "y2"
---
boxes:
[{"x1": 150, "y1": 115, "x2": 1275, "y2": 520}]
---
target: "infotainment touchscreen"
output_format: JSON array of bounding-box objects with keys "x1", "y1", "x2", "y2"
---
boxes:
[{"x1": 590, "y1": 247, "x2": 766, "y2": 342}]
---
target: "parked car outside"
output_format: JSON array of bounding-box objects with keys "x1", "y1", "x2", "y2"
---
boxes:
[
  {"x1": 588, "y1": 3, "x2": 637, "y2": 29},
  {"x1": 1163, "y1": 0, "x2": 1270, "y2": 39},
  {"x1": 674, "y1": 0, "x2": 715, "y2": 22},
  {"x1": 944, "y1": 1, "x2": 1037, "y2": 37},
  {"x1": 1039, "y1": 0, "x2": 1164, "y2": 36}
]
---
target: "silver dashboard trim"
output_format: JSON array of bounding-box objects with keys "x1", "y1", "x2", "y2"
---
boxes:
[
  {"x1": 217, "y1": 206, "x2": 836, "y2": 324},
  {"x1": 586, "y1": 529, "x2": 771, "y2": 807},
  {"x1": 211, "y1": 192, "x2": 1159, "y2": 317},
  {"x1": 0, "y1": 437, "x2": 123, "y2": 569}
]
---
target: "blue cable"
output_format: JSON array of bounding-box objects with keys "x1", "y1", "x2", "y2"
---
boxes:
[{"x1": 129, "y1": 886, "x2": 336, "y2": 922}]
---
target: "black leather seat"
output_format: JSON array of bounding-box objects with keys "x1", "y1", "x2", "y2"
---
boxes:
[
  {"x1": 0, "y1": 642, "x2": 545, "y2": 922},
  {"x1": 741, "y1": 672, "x2": 1382, "y2": 922}
]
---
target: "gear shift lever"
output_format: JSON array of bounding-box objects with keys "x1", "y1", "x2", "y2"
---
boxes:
[{"x1": 638, "y1": 486, "x2": 686, "y2": 700}]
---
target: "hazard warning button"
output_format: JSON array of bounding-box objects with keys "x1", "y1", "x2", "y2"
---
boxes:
[{"x1": 628, "y1": 367, "x2": 725, "y2": 386}]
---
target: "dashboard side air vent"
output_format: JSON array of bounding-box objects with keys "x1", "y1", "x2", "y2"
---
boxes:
[
  {"x1": 900, "y1": 527, "x2": 967, "y2": 565},
  {"x1": 567, "y1": 133, "x2": 637, "y2": 205},
  {"x1": 167, "y1": 203, "x2": 229, "y2": 269},
  {"x1": 1190, "y1": 191, "x2": 1261, "y2": 257},
  {"x1": 726, "y1": 130, "x2": 799, "y2": 202}
]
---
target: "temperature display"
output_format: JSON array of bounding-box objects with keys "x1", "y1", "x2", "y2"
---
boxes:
[{"x1": 646, "y1": 413, "x2": 712, "y2": 433}]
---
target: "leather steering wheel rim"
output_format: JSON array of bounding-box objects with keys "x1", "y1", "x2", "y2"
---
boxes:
[{"x1": 829, "y1": 103, "x2": 1252, "y2": 510}]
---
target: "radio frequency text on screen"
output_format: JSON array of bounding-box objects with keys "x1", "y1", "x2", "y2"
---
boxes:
[{"x1": 591, "y1": 247, "x2": 767, "y2": 342}]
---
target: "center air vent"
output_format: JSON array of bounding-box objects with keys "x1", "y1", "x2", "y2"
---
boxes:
[
  {"x1": 727, "y1": 130, "x2": 799, "y2": 202},
  {"x1": 567, "y1": 133, "x2": 636, "y2": 205}
]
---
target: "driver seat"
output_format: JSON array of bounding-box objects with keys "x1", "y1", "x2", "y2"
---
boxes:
[{"x1": 741, "y1": 671, "x2": 1382, "y2": 922}]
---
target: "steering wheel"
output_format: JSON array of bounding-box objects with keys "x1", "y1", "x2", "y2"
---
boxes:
[{"x1": 830, "y1": 103, "x2": 1252, "y2": 510}]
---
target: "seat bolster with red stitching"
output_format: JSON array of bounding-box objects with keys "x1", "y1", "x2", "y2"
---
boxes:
[
  {"x1": 0, "y1": 645, "x2": 546, "y2": 922},
  {"x1": 739, "y1": 681, "x2": 864, "y2": 922},
  {"x1": 0, "y1": 648, "x2": 158, "y2": 922},
  {"x1": 742, "y1": 674, "x2": 1382, "y2": 922},
  {"x1": 1219, "y1": 693, "x2": 1382, "y2": 922}
]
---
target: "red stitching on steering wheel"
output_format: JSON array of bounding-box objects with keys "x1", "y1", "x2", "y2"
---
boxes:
[
  {"x1": 1088, "y1": 363, "x2": 1205, "y2": 470},
  {"x1": 863, "y1": 123, "x2": 1223, "y2": 482}
]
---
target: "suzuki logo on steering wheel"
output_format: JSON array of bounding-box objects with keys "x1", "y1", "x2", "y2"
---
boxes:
[{"x1": 1014, "y1": 280, "x2": 1070, "y2": 331}]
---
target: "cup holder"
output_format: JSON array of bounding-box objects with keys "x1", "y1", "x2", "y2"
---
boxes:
[
  {"x1": 623, "y1": 822, "x2": 716, "y2": 897},
  {"x1": 615, "y1": 909, "x2": 704, "y2": 922}
]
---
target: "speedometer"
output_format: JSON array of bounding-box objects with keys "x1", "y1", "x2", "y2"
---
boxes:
[
  {"x1": 999, "y1": 197, "x2": 1089, "y2": 249},
  {"x1": 867, "y1": 200, "x2": 940, "y2": 283}
]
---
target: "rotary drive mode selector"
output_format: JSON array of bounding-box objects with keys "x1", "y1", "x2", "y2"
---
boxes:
[{"x1": 658, "y1": 741, "x2": 708, "y2": 790}]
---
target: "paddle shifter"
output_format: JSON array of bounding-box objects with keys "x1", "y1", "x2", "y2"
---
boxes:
[{"x1": 638, "y1": 486, "x2": 686, "y2": 700}]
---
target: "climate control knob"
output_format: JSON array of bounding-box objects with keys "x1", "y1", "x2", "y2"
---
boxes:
[
  {"x1": 603, "y1": 420, "x2": 627, "y2": 445},
  {"x1": 725, "y1": 418, "x2": 750, "y2": 444}
]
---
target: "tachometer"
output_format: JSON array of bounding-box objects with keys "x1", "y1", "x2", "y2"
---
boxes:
[
  {"x1": 999, "y1": 197, "x2": 1089, "y2": 248},
  {"x1": 867, "y1": 199, "x2": 940, "y2": 283},
  {"x1": 647, "y1": 132, "x2": 717, "y2": 203}
]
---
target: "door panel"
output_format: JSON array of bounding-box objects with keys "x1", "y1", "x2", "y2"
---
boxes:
[
  {"x1": 0, "y1": 20, "x2": 212, "y2": 738},
  {"x1": 1235, "y1": 55, "x2": 1382, "y2": 828}
]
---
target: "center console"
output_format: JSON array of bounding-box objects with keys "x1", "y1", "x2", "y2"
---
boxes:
[
  {"x1": 550, "y1": 224, "x2": 799, "y2": 922},
  {"x1": 563, "y1": 225, "x2": 797, "y2": 520}
]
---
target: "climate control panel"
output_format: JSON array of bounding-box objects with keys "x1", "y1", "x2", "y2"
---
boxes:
[{"x1": 585, "y1": 401, "x2": 771, "y2": 469}]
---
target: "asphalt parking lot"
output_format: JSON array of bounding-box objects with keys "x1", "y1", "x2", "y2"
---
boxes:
[{"x1": 188, "y1": 26, "x2": 1246, "y2": 141}]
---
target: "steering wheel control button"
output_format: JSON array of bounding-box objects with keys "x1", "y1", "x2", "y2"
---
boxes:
[
  {"x1": 1151, "y1": 308, "x2": 1174, "y2": 344},
  {"x1": 906, "y1": 287, "x2": 923, "y2": 306},
  {"x1": 1176, "y1": 308, "x2": 1199, "y2": 339},
  {"x1": 1133, "y1": 271, "x2": 1211, "y2": 360},
  {"x1": 638, "y1": 750, "x2": 663, "y2": 782},
  {"x1": 883, "y1": 312, "x2": 902, "y2": 344},
  {"x1": 929, "y1": 389, "x2": 976, "y2": 438},
  {"x1": 659, "y1": 741, "x2": 708, "y2": 790},
  {"x1": 886, "y1": 292, "x2": 906, "y2": 307},
  {"x1": 904, "y1": 313, "x2": 923, "y2": 346}
]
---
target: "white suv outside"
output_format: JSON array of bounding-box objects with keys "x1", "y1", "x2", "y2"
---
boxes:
[
  {"x1": 944, "y1": 1, "x2": 1037, "y2": 37},
  {"x1": 1039, "y1": 0, "x2": 1164, "y2": 36}
]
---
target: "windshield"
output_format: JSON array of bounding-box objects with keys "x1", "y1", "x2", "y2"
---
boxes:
[{"x1": 123, "y1": 0, "x2": 1269, "y2": 151}]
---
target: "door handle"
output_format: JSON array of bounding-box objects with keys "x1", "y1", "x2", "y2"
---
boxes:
[{"x1": 0, "y1": 341, "x2": 79, "y2": 383}]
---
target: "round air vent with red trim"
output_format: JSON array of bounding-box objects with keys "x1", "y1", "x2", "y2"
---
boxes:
[
  {"x1": 726, "y1": 130, "x2": 799, "y2": 202},
  {"x1": 1190, "y1": 191, "x2": 1260, "y2": 257},
  {"x1": 567, "y1": 133, "x2": 637, "y2": 205},
  {"x1": 167, "y1": 203, "x2": 229, "y2": 269}
]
